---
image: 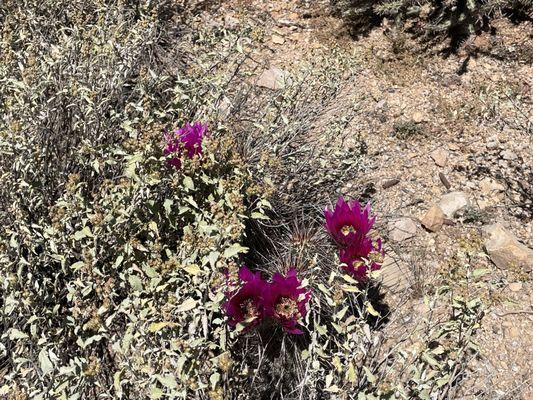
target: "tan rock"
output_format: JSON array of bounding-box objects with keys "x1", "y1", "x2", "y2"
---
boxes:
[
  {"x1": 448, "y1": 143, "x2": 460, "y2": 151},
  {"x1": 508, "y1": 327, "x2": 520, "y2": 338},
  {"x1": 412, "y1": 111, "x2": 425, "y2": 123},
  {"x1": 288, "y1": 12, "x2": 299, "y2": 20},
  {"x1": 473, "y1": 34, "x2": 490, "y2": 50},
  {"x1": 430, "y1": 148, "x2": 448, "y2": 167},
  {"x1": 378, "y1": 255, "x2": 412, "y2": 293},
  {"x1": 289, "y1": 32, "x2": 303, "y2": 41},
  {"x1": 508, "y1": 282, "x2": 523, "y2": 292},
  {"x1": 420, "y1": 205, "x2": 445, "y2": 232},
  {"x1": 271, "y1": 34, "x2": 285, "y2": 44},
  {"x1": 256, "y1": 67, "x2": 287, "y2": 90},
  {"x1": 480, "y1": 177, "x2": 505, "y2": 195},
  {"x1": 483, "y1": 224, "x2": 533, "y2": 271},
  {"x1": 501, "y1": 149, "x2": 517, "y2": 160},
  {"x1": 217, "y1": 96, "x2": 232, "y2": 118},
  {"x1": 478, "y1": 199, "x2": 491, "y2": 210}
]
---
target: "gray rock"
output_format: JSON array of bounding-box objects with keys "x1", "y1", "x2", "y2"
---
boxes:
[
  {"x1": 501, "y1": 149, "x2": 517, "y2": 160},
  {"x1": 376, "y1": 99, "x2": 387, "y2": 110},
  {"x1": 224, "y1": 15, "x2": 240, "y2": 30},
  {"x1": 438, "y1": 191, "x2": 470, "y2": 218},
  {"x1": 217, "y1": 96, "x2": 232, "y2": 118},
  {"x1": 483, "y1": 224, "x2": 533, "y2": 271},
  {"x1": 389, "y1": 218, "x2": 417, "y2": 241}
]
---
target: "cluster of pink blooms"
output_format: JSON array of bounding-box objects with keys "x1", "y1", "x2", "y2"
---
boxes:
[
  {"x1": 163, "y1": 125, "x2": 384, "y2": 334},
  {"x1": 224, "y1": 267, "x2": 311, "y2": 334},
  {"x1": 324, "y1": 197, "x2": 384, "y2": 282},
  {"x1": 163, "y1": 122, "x2": 207, "y2": 168}
]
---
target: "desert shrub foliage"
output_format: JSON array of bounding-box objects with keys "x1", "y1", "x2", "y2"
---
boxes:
[{"x1": 0, "y1": 1, "x2": 487, "y2": 399}]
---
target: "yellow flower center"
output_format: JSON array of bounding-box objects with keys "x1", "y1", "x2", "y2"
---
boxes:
[
  {"x1": 241, "y1": 299, "x2": 259, "y2": 320},
  {"x1": 368, "y1": 252, "x2": 384, "y2": 264},
  {"x1": 275, "y1": 297, "x2": 299, "y2": 319},
  {"x1": 341, "y1": 225, "x2": 356, "y2": 236}
]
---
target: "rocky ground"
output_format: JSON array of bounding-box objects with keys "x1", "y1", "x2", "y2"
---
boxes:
[{"x1": 195, "y1": 0, "x2": 532, "y2": 397}]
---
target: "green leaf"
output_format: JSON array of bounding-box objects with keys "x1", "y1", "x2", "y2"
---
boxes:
[
  {"x1": 365, "y1": 301, "x2": 380, "y2": 317},
  {"x1": 316, "y1": 324, "x2": 327, "y2": 336},
  {"x1": 347, "y1": 362, "x2": 357, "y2": 383},
  {"x1": 163, "y1": 199, "x2": 173, "y2": 215},
  {"x1": 207, "y1": 251, "x2": 220, "y2": 268},
  {"x1": 341, "y1": 284, "x2": 360, "y2": 293},
  {"x1": 317, "y1": 283, "x2": 331, "y2": 295},
  {"x1": 156, "y1": 374, "x2": 177, "y2": 389},
  {"x1": 74, "y1": 230, "x2": 86, "y2": 241},
  {"x1": 422, "y1": 352, "x2": 440, "y2": 368},
  {"x1": 184, "y1": 264, "x2": 202, "y2": 275},
  {"x1": 363, "y1": 366, "x2": 376, "y2": 383},
  {"x1": 39, "y1": 348, "x2": 54, "y2": 375},
  {"x1": 124, "y1": 153, "x2": 143, "y2": 178},
  {"x1": 177, "y1": 298, "x2": 196, "y2": 312},
  {"x1": 70, "y1": 261, "x2": 85, "y2": 271},
  {"x1": 342, "y1": 274, "x2": 359, "y2": 284},
  {"x1": 210, "y1": 372, "x2": 220, "y2": 389},
  {"x1": 92, "y1": 159, "x2": 100, "y2": 173},
  {"x1": 251, "y1": 212, "x2": 269, "y2": 220},
  {"x1": 128, "y1": 275, "x2": 143, "y2": 291},
  {"x1": 183, "y1": 176, "x2": 195, "y2": 190},
  {"x1": 9, "y1": 328, "x2": 28, "y2": 340},
  {"x1": 114, "y1": 370, "x2": 123, "y2": 398},
  {"x1": 148, "y1": 322, "x2": 176, "y2": 333},
  {"x1": 223, "y1": 243, "x2": 248, "y2": 259},
  {"x1": 114, "y1": 255, "x2": 124, "y2": 269},
  {"x1": 185, "y1": 196, "x2": 198, "y2": 208},
  {"x1": 472, "y1": 268, "x2": 491, "y2": 278},
  {"x1": 334, "y1": 306, "x2": 349, "y2": 321},
  {"x1": 148, "y1": 221, "x2": 159, "y2": 234},
  {"x1": 149, "y1": 386, "x2": 163, "y2": 400},
  {"x1": 235, "y1": 317, "x2": 257, "y2": 333}
]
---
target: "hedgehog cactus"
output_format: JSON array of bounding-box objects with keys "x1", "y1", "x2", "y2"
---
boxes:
[{"x1": 331, "y1": 0, "x2": 532, "y2": 42}]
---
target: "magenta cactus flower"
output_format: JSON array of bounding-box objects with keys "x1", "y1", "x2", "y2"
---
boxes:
[
  {"x1": 339, "y1": 235, "x2": 384, "y2": 282},
  {"x1": 164, "y1": 122, "x2": 207, "y2": 168},
  {"x1": 263, "y1": 269, "x2": 311, "y2": 334},
  {"x1": 324, "y1": 197, "x2": 376, "y2": 247},
  {"x1": 223, "y1": 266, "x2": 266, "y2": 332}
]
